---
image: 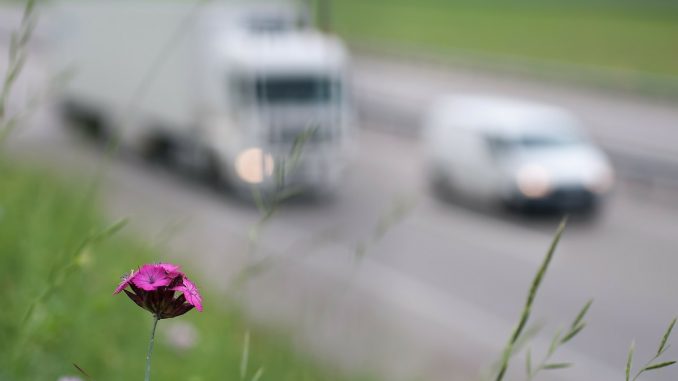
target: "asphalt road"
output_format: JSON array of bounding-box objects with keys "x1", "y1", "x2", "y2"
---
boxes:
[{"x1": 4, "y1": 16, "x2": 678, "y2": 381}]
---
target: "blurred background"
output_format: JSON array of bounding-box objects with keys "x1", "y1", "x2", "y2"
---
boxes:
[{"x1": 1, "y1": 0, "x2": 678, "y2": 380}]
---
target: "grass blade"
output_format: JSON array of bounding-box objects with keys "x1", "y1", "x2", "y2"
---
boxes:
[
  {"x1": 657, "y1": 317, "x2": 676, "y2": 356},
  {"x1": 548, "y1": 329, "x2": 562, "y2": 356},
  {"x1": 494, "y1": 217, "x2": 568, "y2": 381},
  {"x1": 643, "y1": 361, "x2": 676, "y2": 371},
  {"x1": 542, "y1": 363, "x2": 572, "y2": 370},
  {"x1": 240, "y1": 331, "x2": 250, "y2": 381},
  {"x1": 251, "y1": 367, "x2": 265, "y2": 381},
  {"x1": 571, "y1": 299, "x2": 593, "y2": 331},
  {"x1": 73, "y1": 363, "x2": 93, "y2": 380},
  {"x1": 626, "y1": 341, "x2": 635, "y2": 381},
  {"x1": 90, "y1": 218, "x2": 129, "y2": 243},
  {"x1": 560, "y1": 323, "x2": 586, "y2": 344}
]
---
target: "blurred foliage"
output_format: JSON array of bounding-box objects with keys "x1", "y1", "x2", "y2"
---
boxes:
[
  {"x1": 0, "y1": 161, "x2": 374, "y2": 381},
  {"x1": 333, "y1": 0, "x2": 678, "y2": 76}
]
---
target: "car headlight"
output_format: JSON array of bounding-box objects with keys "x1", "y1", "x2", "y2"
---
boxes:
[
  {"x1": 234, "y1": 147, "x2": 275, "y2": 184},
  {"x1": 516, "y1": 164, "x2": 551, "y2": 199}
]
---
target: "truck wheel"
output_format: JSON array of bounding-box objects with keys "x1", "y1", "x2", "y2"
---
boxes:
[
  {"x1": 142, "y1": 135, "x2": 176, "y2": 164},
  {"x1": 59, "y1": 100, "x2": 110, "y2": 142},
  {"x1": 204, "y1": 151, "x2": 230, "y2": 190},
  {"x1": 428, "y1": 167, "x2": 452, "y2": 199}
]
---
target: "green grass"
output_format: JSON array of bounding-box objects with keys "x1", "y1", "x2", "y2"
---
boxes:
[
  {"x1": 0, "y1": 161, "x2": 373, "y2": 381},
  {"x1": 333, "y1": 0, "x2": 678, "y2": 77}
]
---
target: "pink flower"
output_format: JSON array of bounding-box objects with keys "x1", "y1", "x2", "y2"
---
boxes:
[
  {"x1": 115, "y1": 262, "x2": 203, "y2": 319},
  {"x1": 158, "y1": 262, "x2": 182, "y2": 277},
  {"x1": 132, "y1": 264, "x2": 173, "y2": 291},
  {"x1": 173, "y1": 277, "x2": 203, "y2": 312},
  {"x1": 113, "y1": 269, "x2": 137, "y2": 295}
]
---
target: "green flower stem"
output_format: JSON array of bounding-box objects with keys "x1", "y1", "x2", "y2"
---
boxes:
[{"x1": 145, "y1": 315, "x2": 159, "y2": 381}]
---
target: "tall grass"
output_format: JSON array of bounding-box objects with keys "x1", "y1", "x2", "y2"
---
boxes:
[
  {"x1": 491, "y1": 218, "x2": 677, "y2": 381},
  {"x1": 0, "y1": 0, "x2": 36, "y2": 142}
]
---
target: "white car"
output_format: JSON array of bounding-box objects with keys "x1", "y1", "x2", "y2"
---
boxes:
[{"x1": 423, "y1": 95, "x2": 614, "y2": 211}]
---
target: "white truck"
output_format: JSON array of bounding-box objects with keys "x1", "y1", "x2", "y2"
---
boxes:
[{"x1": 49, "y1": 0, "x2": 354, "y2": 194}]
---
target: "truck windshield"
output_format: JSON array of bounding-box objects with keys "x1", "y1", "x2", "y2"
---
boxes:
[{"x1": 254, "y1": 76, "x2": 338, "y2": 104}]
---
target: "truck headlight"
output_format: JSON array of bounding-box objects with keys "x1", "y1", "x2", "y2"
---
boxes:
[
  {"x1": 516, "y1": 164, "x2": 551, "y2": 199},
  {"x1": 234, "y1": 147, "x2": 274, "y2": 184}
]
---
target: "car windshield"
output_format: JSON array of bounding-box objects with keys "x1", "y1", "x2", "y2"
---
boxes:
[
  {"x1": 486, "y1": 132, "x2": 584, "y2": 156},
  {"x1": 243, "y1": 14, "x2": 306, "y2": 33}
]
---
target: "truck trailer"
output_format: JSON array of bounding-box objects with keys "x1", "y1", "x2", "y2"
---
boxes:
[{"x1": 49, "y1": 0, "x2": 354, "y2": 195}]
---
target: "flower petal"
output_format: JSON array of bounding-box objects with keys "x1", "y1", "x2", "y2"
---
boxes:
[
  {"x1": 113, "y1": 269, "x2": 137, "y2": 294},
  {"x1": 158, "y1": 262, "x2": 182, "y2": 275},
  {"x1": 182, "y1": 277, "x2": 203, "y2": 312},
  {"x1": 132, "y1": 264, "x2": 172, "y2": 291}
]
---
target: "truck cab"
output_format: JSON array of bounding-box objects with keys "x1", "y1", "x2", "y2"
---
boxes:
[{"x1": 198, "y1": 21, "x2": 353, "y2": 194}]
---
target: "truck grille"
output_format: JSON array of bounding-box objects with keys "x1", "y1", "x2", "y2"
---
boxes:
[{"x1": 268, "y1": 125, "x2": 334, "y2": 144}]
